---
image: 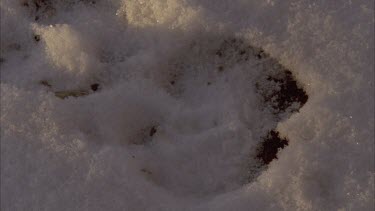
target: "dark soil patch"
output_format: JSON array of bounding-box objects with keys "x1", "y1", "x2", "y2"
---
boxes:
[
  {"x1": 213, "y1": 38, "x2": 308, "y2": 170},
  {"x1": 90, "y1": 83, "x2": 100, "y2": 91},
  {"x1": 34, "y1": 35, "x2": 41, "y2": 42},
  {"x1": 264, "y1": 70, "x2": 308, "y2": 113},
  {"x1": 253, "y1": 63, "x2": 307, "y2": 166},
  {"x1": 253, "y1": 59, "x2": 308, "y2": 166},
  {"x1": 256, "y1": 130, "x2": 288, "y2": 165},
  {"x1": 149, "y1": 126, "x2": 157, "y2": 137},
  {"x1": 39, "y1": 80, "x2": 52, "y2": 88}
]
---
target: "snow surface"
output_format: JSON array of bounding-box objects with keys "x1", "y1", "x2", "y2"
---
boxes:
[{"x1": 1, "y1": 0, "x2": 374, "y2": 210}]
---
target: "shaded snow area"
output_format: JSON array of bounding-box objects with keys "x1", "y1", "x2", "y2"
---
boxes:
[{"x1": 1, "y1": 0, "x2": 374, "y2": 210}]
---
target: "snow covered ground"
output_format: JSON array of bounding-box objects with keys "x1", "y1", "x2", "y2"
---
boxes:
[{"x1": 1, "y1": 0, "x2": 374, "y2": 210}]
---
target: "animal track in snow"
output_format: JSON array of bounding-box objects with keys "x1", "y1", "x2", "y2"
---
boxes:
[
  {"x1": 37, "y1": 35, "x2": 308, "y2": 197},
  {"x1": 130, "y1": 36, "x2": 308, "y2": 196}
]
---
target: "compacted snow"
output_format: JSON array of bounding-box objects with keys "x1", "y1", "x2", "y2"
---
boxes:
[{"x1": 1, "y1": 0, "x2": 374, "y2": 210}]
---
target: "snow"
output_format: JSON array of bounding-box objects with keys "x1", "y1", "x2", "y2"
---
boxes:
[{"x1": 1, "y1": 0, "x2": 374, "y2": 210}]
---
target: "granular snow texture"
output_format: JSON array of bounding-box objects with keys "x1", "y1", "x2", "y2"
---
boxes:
[{"x1": 1, "y1": 0, "x2": 374, "y2": 210}]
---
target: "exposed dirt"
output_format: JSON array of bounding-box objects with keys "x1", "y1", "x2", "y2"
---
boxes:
[
  {"x1": 213, "y1": 38, "x2": 308, "y2": 168},
  {"x1": 255, "y1": 66, "x2": 308, "y2": 165},
  {"x1": 256, "y1": 130, "x2": 289, "y2": 165}
]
